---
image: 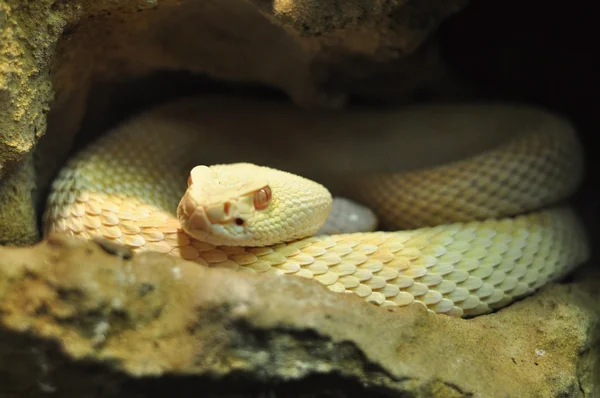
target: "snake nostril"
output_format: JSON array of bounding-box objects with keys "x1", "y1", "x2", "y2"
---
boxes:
[{"x1": 235, "y1": 218, "x2": 244, "y2": 226}]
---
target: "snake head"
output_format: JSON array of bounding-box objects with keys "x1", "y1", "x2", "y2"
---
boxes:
[{"x1": 177, "y1": 163, "x2": 332, "y2": 246}]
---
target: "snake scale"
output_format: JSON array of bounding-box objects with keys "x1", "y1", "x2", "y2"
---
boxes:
[{"x1": 44, "y1": 97, "x2": 590, "y2": 318}]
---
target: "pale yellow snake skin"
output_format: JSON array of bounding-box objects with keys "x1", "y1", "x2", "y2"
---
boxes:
[{"x1": 44, "y1": 98, "x2": 590, "y2": 318}]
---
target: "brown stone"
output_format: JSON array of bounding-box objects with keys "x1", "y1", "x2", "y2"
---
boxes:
[{"x1": 0, "y1": 235, "x2": 597, "y2": 396}]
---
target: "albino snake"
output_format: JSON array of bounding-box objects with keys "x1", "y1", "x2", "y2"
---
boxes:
[{"x1": 43, "y1": 97, "x2": 590, "y2": 318}]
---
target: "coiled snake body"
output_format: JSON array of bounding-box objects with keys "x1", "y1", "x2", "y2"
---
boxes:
[{"x1": 44, "y1": 98, "x2": 590, "y2": 317}]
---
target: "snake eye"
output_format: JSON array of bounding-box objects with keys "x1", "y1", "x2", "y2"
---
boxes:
[{"x1": 253, "y1": 186, "x2": 272, "y2": 210}]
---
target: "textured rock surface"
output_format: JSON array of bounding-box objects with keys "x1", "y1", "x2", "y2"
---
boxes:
[
  {"x1": 0, "y1": 235, "x2": 597, "y2": 397},
  {"x1": 0, "y1": 153, "x2": 38, "y2": 245},
  {"x1": 0, "y1": 0, "x2": 466, "y2": 245}
]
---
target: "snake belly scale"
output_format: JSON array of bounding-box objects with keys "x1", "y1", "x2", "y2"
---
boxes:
[{"x1": 43, "y1": 98, "x2": 590, "y2": 318}]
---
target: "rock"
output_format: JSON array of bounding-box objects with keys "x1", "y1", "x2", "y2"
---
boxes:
[
  {"x1": 0, "y1": 153, "x2": 39, "y2": 245},
  {"x1": 0, "y1": 235, "x2": 597, "y2": 397}
]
